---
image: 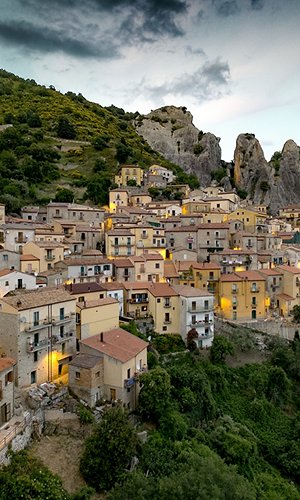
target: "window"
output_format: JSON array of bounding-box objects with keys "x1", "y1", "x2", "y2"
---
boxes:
[
  {"x1": 96, "y1": 371, "x2": 100, "y2": 378},
  {"x1": 5, "y1": 281, "x2": 8, "y2": 287},
  {"x1": 191, "y1": 301, "x2": 196, "y2": 311},
  {"x1": 155, "y1": 263, "x2": 160, "y2": 269},
  {"x1": 191, "y1": 314, "x2": 196, "y2": 324},
  {"x1": 31, "y1": 370, "x2": 36, "y2": 384},
  {"x1": 252, "y1": 297, "x2": 256, "y2": 306},
  {"x1": 78, "y1": 296, "x2": 84, "y2": 302},
  {"x1": 204, "y1": 300, "x2": 209, "y2": 310},
  {"x1": 209, "y1": 272, "x2": 214, "y2": 280},
  {"x1": 188, "y1": 243, "x2": 192, "y2": 250},
  {"x1": 164, "y1": 313, "x2": 170, "y2": 323},
  {"x1": 164, "y1": 298, "x2": 170, "y2": 307},
  {"x1": 75, "y1": 371, "x2": 81, "y2": 380},
  {"x1": 157, "y1": 298, "x2": 161, "y2": 303},
  {"x1": 2, "y1": 254, "x2": 8, "y2": 261},
  {"x1": 127, "y1": 368, "x2": 131, "y2": 379},
  {"x1": 5, "y1": 371, "x2": 13, "y2": 385},
  {"x1": 59, "y1": 307, "x2": 65, "y2": 320},
  {"x1": 60, "y1": 325, "x2": 64, "y2": 338},
  {"x1": 62, "y1": 343, "x2": 65, "y2": 355},
  {"x1": 33, "y1": 311, "x2": 39, "y2": 326}
]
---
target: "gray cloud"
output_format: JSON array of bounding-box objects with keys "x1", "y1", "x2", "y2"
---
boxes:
[
  {"x1": 7, "y1": 0, "x2": 188, "y2": 58},
  {"x1": 214, "y1": 1, "x2": 240, "y2": 17},
  {"x1": 185, "y1": 45, "x2": 206, "y2": 56},
  {"x1": 250, "y1": 0, "x2": 264, "y2": 10},
  {"x1": 137, "y1": 58, "x2": 231, "y2": 103},
  {"x1": 0, "y1": 19, "x2": 120, "y2": 59}
]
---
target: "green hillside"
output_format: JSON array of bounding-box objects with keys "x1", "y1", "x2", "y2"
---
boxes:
[{"x1": 0, "y1": 69, "x2": 199, "y2": 212}]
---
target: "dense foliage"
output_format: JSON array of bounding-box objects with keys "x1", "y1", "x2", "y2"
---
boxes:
[
  {"x1": 80, "y1": 406, "x2": 137, "y2": 491},
  {"x1": 109, "y1": 334, "x2": 300, "y2": 498},
  {"x1": 0, "y1": 450, "x2": 70, "y2": 500},
  {"x1": 0, "y1": 69, "x2": 200, "y2": 211}
]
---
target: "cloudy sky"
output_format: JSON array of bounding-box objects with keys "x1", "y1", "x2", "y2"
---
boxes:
[{"x1": 0, "y1": 0, "x2": 299, "y2": 160}]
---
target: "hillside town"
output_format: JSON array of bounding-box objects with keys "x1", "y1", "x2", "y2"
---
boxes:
[{"x1": 0, "y1": 163, "x2": 300, "y2": 437}]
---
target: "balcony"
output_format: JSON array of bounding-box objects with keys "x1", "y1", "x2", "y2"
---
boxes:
[
  {"x1": 27, "y1": 338, "x2": 50, "y2": 353},
  {"x1": 124, "y1": 377, "x2": 136, "y2": 389},
  {"x1": 45, "y1": 255, "x2": 55, "y2": 261},
  {"x1": 130, "y1": 297, "x2": 149, "y2": 304},
  {"x1": 296, "y1": 279, "x2": 300, "y2": 287},
  {"x1": 112, "y1": 242, "x2": 132, "y2": 247},
  {"x1": 15, "y1": 236, "x2": 28, "y2": 244},
  {"x1": 52, "y1": 331, "x2": 74, "y2": 344},
  {"x1": 251, "y1": 287, "x2": 260, "y2": 293},
  {"x1": 51, "y1": 314, "x2": 73, "y2": 325},
  {"x1": 164, "y1": 320, "x2": 172, "y2": 324},
  {"x1": 190, "y1": 318, "x2": 213, "y2": 327},
  {"x1": 208, "y1": 276, "x2": 218, "y2": 282},
  {"x1": 123, "y1": 272, "x2": 131, "y2": 278},
  {"x1": 231, "y1": 288, "x2": 238, "y2": 294},
  {"x1": 24, "y1": 319, "x2": 52, "y2": 332},
  {"x1": 164, "y1": 303, "x2": 171, "y2": 308},
  {"x1": 188, "y1": 305, "x2": 212, "y2": 313}
]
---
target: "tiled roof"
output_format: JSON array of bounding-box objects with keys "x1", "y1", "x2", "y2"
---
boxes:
[
  {"x1": 107, "y1": 229, "x2": 134, "y2": 236},
  {"x1": 100, "y1": 282, "x2": 124, "y2": 291},
  {"x1": 65, "y1": 282, "x2": 105, "y2": 294},
  {"x1": 277, "y1": 265, "x2": 300, "y2": 274},
  {"x1": 64, "y1": 258, "x2": 111, "y2": 266},
  {"x1": 122, "y1": 282, "x2": 151, "y2": 291},
  {"x1": 220, "y1": 274, "x2": 243, "y2": 282},
  {"x1": 258, "y1": 269, "x2": 283, "y2": 276},
  {"x1": 0, "y1": 268, "x2": 13, "y2": 277},
  {"x1": 20, "y1": 254, "x2": 40, "y2": 261},
  {"x1": 1, "y1": 287, "x2": 75, "y2": 310},
  {"x1": 234, "y1": 271, "x2": 266, "y2": 281},
  {"x1": 113, "y1": 259, "x2": 134, "y2": 268},
  {"x1": 148, "y1": 283, "x2": 179, "y2": 297},
  {"x1": 277, "y1": 293, "x2": 295, "y2": 301},
  {"x1": 81, "y1": 328, "x2": 148, "y2": 363},
  {"x1": 164, "y1": 262, "x2": 179, "y2": 278},
  {"x1": 69, "y1": 353, "x2": 102, "y2": 368},
  {"x1": 192, "y1": 262, "x2": 221, "y2": 270},
  {"x1": 0, "y1": 356, "x2": 16, "y2": 372},
  {"x1": 77, "y1": 297, "x2": 118, "y2": 309},
  {"x1": 171, "y1": 284, "x2": 213, "y2": 297}
]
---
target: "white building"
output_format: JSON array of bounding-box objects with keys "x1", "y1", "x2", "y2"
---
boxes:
[
  {"x1": 0, "y1": 269, "x2": 37, "y2": 297},
  {"x1": 172, "y1": 285, "x2": 214, "y2": 348}
]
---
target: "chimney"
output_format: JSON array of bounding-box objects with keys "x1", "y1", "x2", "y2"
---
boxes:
[{"x1": 100, "y1": 332, "x2": 104, "y2": 343}]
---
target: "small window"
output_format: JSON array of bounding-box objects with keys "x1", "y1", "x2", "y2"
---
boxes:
[
  {"x1": 75, "y1": 371, "x2": 81, "y2": 380},
  {"x1": 5, "y1": 281, "x2": 9, "y2": 286},
  {"x1": 31, "y1": 370, "x2": 36, "y2": 384},
  {"x1": 2, "y1": 255, "x2": 8, "y2": 261},
  {"x1": 5, "y1": 371, "x2": 13, "y2": 385},
  {"x1": 155, "y1": 263, "x2": 160, "y2": 269},
  {"x1": 157, "y1": 298, "x2": 161, "y2": 303},
  {"x1": 96, "y1": 371, "x2": 100, "y2": 378},
  {"x1": 62, "y1": 343, "x2": 65, "y2": 355}
]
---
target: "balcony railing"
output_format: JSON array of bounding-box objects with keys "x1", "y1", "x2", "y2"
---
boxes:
[
  {"x1": 164, "y1": 320, "x2": 172, "y2": 324},
  {"x1": 51, "y1": 314, "x2": 73, "y2": 325},
  {"x1": 190, "y1": 318, "x2": 213, "y2": 327},
  {"x1": 52, "y1": 331, "x2": 74, "y2": 343},
  {"x1": 24, "y1": 319, "x2": 52, "y2": 332},
  {"x1": 112, "y1": 242, "x2": 132, "y2": 247},
  {"x1": 45, "y1": 255, "x2": 55, "y2": 261},
  {"x1": 15, "y1": 237, "x2": 28, "y2": 243},
  {"x1": 124, "y1": 377, "x2": 136, "y2": 389},
  {"x1": 188, "y1": 305, "x2": 213, "y2": 313},
  {"x1": 27, "y1": 338, "x2": 50, "y2": 352},
  {"x1": 231, "y1": 288, "x2": 238, "y2": 294},
  {"x1": 251, "y1": 287, "x2": 260, "y2": 293},
  {"x1": 130, "y1": 297, "x2": 149, "y2": 304}
]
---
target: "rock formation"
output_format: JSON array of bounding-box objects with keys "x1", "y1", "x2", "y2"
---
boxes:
[{"x1": 134, "y1": 106, "x2": 222, "y2": 186}]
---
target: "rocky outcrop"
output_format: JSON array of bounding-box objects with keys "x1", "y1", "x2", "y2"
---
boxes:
[
  {"x1": 233, "y1": 134, "x2": 300, "y2": 214},
  {"x1": 134, "y1": 106, "x2": 222, "y2": 186}
]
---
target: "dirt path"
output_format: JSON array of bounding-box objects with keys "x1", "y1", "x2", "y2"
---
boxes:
[{"x1": 30, "y1": 434, "x2": 87, "y2": 494}]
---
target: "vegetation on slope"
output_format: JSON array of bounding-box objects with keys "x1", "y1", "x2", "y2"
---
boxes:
[{"x1": 0, "y1": 69, "x2": 199, "y2": 212}]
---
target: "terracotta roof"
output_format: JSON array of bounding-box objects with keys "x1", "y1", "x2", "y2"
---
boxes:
[
  {"x1": 234, "y1": 271, "x2": 266, "y2": 281},
  {"x1": 32, "y1": 241, "x2": 65, "y2": 248},
  {"x1": 1, "y1": 288, "x2": 75, "y2": 310},
  {"x1": 175, "y1": 260, "x2": 197, "y2": 272},
  {"x1": 0, "y1": 356, "x2": 16, "y2": 372},
  {"x1": 258, "y1": 269, "x2": 283, "y2": 276},
  {"x1": 148, "y1": 283, "x2": 178, "y2": 297},
  {"x1": 65, "y1": 282, "x2": 105, "y2": 294},
  {"x1": 164, "y1": 261, "x2": 179, "y2": 278},
  {"x1": 277, "y1": 265, "x2": 300, "y2": 274},
  {"x1": 220, "y1": 274, "x2": 243, "y2": 282},
  {"x1": 0, "y1": 268, "x2": 13, "y2": 277},
  {"x1": 192, "y1": 262, "x2": 221, "y2": 270},
  {"x1": 142, "y1": 253, "x2": 164, "y2": 261},
  {"x1": 82, "y1": 249, "x2": 103, "y2": 256},
  {"x1": 171, "y1": 284, "x2": 213, "y2": 297},
  {"x1": 20, "y1": 254, "x2": 40, "y2": 261},
  {"x1": 107, "y1": 229, "x2": 134, "y2": 236},
  {"x1": 81, "y1": 328, "x2": 148, "y2": 363},
  {"x1": 277, "y1": 293, "x2": 295, "y2": 301},
  {"x1": 77, "y1": 297, "x2": 118, "y2": 309},
  {"x1": 113, "y1": 259, "x2": 134, "y2": 268},
  {"x1": 123, "y1": 281, "x2": 151, "y2": 291},
  {"x1": 100, "y1": 282, "x2": 124, "y2": 291}
]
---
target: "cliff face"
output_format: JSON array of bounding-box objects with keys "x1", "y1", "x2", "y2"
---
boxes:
[
  {"x1": 135, "y1": 105, "x2": 300, "y2": 214},
  {"x1": 135, "y1": 106, "x2": 222, "y2": 186},
  {"x1": 233, "y1": 134, "x2": 300, "y2": 214}
]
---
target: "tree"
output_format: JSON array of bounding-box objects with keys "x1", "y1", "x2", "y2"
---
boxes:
[
  {"x1": 0, "y1": 450, "x2": 70, "y2": 500},
  {"x1": 138, "y1": 367, "x2": 172, "y2": 422},
  {"x1": 80, "y1": 407, "x2": 137, "y2": 491},
  {"x1": 56, "y1": 116, "x2": 76, "y2": 139},
  {"x1": 54, "y1": 188, "x2": 74, "y2": 203},
  {"x1": 292, "y1": 305, "x2": 300, "y2": 323},
  {"x1": 127, "y1": 179, "x2": 137, "y2": 186},
  {"x1": 210, "y1": 336, "x2": 234, "y2": 364}
]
